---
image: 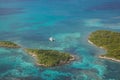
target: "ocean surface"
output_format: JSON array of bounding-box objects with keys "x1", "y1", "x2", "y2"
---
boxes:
[{"x1": 0, "y1": 0, "x2": 120, "y2": 80}]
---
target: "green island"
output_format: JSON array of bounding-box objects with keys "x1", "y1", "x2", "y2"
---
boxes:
[
  {"x1": 0, "y1": 41, "x2": 20, "y2": 48},
  {"x1": 88, "y1": 30, "x2": 120, "y2": 62},
  {"x1": 24, "y1": 48, "x2": 75, "y2": 67},
  {"x1": 0, "y1": 40, "x2": 75, "y2": 67}
]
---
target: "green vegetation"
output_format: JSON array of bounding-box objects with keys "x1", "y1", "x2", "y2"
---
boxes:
[
  {"x1": 0, "y1": 40, "x2": 75, "y2": 67},
  {"x1": 24, "y1": 48, "x2": 74, "y2": 67},
  {"x1": 89, "y1": 30, "x2": 120, "y2": 59},
  {"x1": 0, "y1": 41, "x2": 20, "y2": 48}
]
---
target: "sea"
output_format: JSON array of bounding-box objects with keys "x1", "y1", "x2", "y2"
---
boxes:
[{"x1": 0, "y1": 0, "x2": 120, "y2": 80}]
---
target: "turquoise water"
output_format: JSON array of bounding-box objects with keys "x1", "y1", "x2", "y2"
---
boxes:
[{"x1": 0, "y1": 0, "x2": 120, "y2": 80}]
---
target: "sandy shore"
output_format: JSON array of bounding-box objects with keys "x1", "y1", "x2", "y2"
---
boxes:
[
  {"x1": 99, "y1": 55, "x2": 120, "y2": 62},
  {"x1": 88, "y1": 40, "x2": 94, "y2": 45},
  {"x1": 88, "y1": 40, "x2": 104, "y2": 49}
]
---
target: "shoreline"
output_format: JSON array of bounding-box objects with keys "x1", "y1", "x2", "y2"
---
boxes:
[
  {"x1": 66, "y1": 55, "x2": 76, "y2": 63},
  {"x1": 88, "y1": 40, "x2": 94, "y2": 45},
  {"x1": 88, "y1": 40, "x2": 104, "y2": 49},
  {"x1": 99, "y1": 55, "x2": 120, "y2": 62},
  {"x1": 88, "y1": 39, "x2": 120, "y2": 62},
  {"x1": 25, "y1": 52, "x2": 47, "y2": 66}
]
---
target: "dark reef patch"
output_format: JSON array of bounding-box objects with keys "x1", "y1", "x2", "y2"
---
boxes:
[
  {"x1": 88, "y1": 2, "x2": 120, "y2": 11},
  {"x1": 103, "y1": 60, "x2": 120, "y2": 80},
  {"x1": 0, "y1": 77, "x2": 42, "y2": 80},
  {"x1": 0, "y1": 8, "x2": 24, "y2": 15},
  {"x1": 0, "y1": 0, "x2": 37, "y2": 3}
]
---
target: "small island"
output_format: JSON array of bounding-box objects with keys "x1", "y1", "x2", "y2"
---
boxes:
[
  {"x1": 24, "y1": 48, "x2": 75, "y2": 67},
  {"x1": 88, "y1": 30, "x2": 120, "y2": 62},
  {"x1": 0, "y1": 41, "x2": 20, "y2": 48},
  {"x1": 0, "y1": 40, "x2": 75, "y2": 67}
]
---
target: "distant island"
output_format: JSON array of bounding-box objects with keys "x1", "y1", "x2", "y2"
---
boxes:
[
  {"x1": 24, "y1": 48, "x2": 75, "y2": 67},
  {"x1": 0, "y1": 41, "x2": 20, "y2": 48},
  {"x1": 88, "y1": 30, "x2": 120, "y2": 62}
]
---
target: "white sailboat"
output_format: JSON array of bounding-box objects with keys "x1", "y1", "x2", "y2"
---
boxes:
[{"x1": 49, "y1": 37, "x2": 55, "y2": 42}]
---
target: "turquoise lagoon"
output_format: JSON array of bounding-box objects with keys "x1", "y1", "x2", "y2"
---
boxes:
[{"x1": 0, "y1": 0, "x2": 120, "y2": 80}]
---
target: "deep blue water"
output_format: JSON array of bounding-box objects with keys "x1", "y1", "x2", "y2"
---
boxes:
[{"x1": 0, "y1": 0, "x2": 120, "y2": 80}]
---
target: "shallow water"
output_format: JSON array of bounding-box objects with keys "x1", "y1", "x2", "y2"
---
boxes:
[{"x1": 0, "y1": 0, "x2": 120, "y2": 80}]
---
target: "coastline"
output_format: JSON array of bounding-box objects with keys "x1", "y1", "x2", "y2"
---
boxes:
[
  {"x1": 88, "y1": 40, "x2": 104, "y2": 49},
  {"x1": 66, "y1": 55, "x2": 75, "y2": 63},
  {"x1": 88, "y1": 39, "x2": 120, "y2": 62},
  {"x1": 24, "y1": 51, "x2": 47, "y2": 66},
  {"x1": 99, "y1": 55, "x2": 120, "y2": 62},
  {"x1": 88, "y1": 40, "x2": 94, "y2": 45}
]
